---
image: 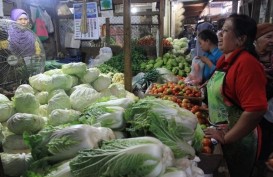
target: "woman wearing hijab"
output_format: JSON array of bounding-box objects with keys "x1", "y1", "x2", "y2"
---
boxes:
[{"x1": 8, "y1": 8, "x2": 41, "y2": 57}]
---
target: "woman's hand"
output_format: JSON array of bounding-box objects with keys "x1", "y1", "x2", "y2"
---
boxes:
[
  {"x1": 204, "y1": 125, "x2": 229, "y2": 144},
  {"x1": 266, "y1": 153, "x2": 273, "y2": 171}
]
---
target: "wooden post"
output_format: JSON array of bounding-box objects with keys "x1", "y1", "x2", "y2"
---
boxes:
[
  {"x1": 51, "y1": 0, "x2": 61, "y2": 54},
  {"x1": 123, "y1": 0, "x2": 132, "y2": 92},
  {"x1": 159, "y1": 0, "x2": 165, "y2": 57},
  {"x1": 106, "y1": 18, "x2": 110, "y2": 47}
]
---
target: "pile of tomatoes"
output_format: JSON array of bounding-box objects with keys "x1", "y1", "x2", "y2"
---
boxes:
[
  {"x1": 147, "y1": 82, "x2": 202, "y2": 97},
  {"x1": 137, "y1": 36, "x2": 156, "y2": 46},
  {"x1": 163, "y1": 38, "x2": 172, "y2": 47}
]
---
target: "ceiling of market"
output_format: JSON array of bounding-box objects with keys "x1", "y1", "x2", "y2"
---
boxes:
[
  {"x1": 182, "y1": 0, "x2": 232, "y2": 21},
  {"x1": 57, "y1": 0, "x2": 233, "y2": 22}
]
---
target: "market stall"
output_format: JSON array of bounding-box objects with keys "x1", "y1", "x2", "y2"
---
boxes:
[{"x1": 4, "y1": 0, "x2": 269, "y2": 176}]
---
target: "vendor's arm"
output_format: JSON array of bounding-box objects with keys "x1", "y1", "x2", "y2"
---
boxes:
[
  {"x1": 204, "y1": 111, "x2": 264, "y2": 144},
  {"x1": 224, "y1": 111, "x2": 264, "y2": 144},
  {"x1": 198, "y1": 56, "x2": 214, "y2": 68}
]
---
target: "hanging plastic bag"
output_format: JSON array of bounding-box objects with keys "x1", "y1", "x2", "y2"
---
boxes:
[
  {"x1": 184, "y1": 56, "x2": 204, "y2": 85},
  {"x1": 41, "y1": 9, "x2": 54, "y2": 33},
  {"x1": 32, "y1": 9, "x2": 48, "y2": 41},
  {"x1": 91, "y1": 47, "x2": 113, "y2": 67}
]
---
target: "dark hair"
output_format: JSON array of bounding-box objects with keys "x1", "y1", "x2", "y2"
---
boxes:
[
  {"x1": 198, "y1": 29, "x2": 218, "y2": 45},
  {"x1": 227, "y1": 14, "x2": 258, "y2": 58},
  {"x1": 217, "y1": 18, "x2": 226, "y2": 31}
]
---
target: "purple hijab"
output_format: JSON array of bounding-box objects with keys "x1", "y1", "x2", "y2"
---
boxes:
[
  {"x1": 8, "y1": 9, "x2": 36, "y2": 56},
  {"x1": 10, "y1": 9, "x2": 28, "y2": 21}
]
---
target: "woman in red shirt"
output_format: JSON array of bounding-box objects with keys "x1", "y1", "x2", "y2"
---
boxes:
[{"x1": 204, "y1": 14, "x2": 267, "y2": 177}]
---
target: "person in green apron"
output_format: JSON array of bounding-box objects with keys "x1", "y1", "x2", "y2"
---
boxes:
[{"x1": 203, "y1": 14, "x2": 268, "y2": 177}]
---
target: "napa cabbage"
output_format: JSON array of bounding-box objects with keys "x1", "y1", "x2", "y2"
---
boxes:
[
  {"x1": 79, "y1": 105, "x2": 125, "y2": 129},
  {"x1": 124, "y1": 97, "x2": 197, "y2": 158},
  {"x1": 2, "y1": 134, "x2": 29, "y2": 153},
  {"x1": 24, "y1": 124, "x2": 115, "y2": 164},
  {"x1": 70, "y1": 136, "x2": 174, "y2": 177},
  {"x1": 1, "y1": 153, "x2": 32, "y2": 177}
]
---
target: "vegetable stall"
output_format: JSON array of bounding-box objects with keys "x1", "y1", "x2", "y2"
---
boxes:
[{"x1": 0, "y1": 1, "x2": 230, "y2": 177}]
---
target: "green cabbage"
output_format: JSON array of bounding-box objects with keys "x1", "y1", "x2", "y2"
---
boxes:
[
  {"x1": 47, "y1": 92, "x2": 71, "y2": 115},
  {"x1": 14, "y1": 84, "x2": 35, "y2": 95},
  {"x1": 71, "y1": 75, "x2": 79, "y2": 87},
  {"x1": 81, "y1": 67, "x2": 100, "y2": 84},
  {"x1": 35, "y1": 91, "x2": 49, "y2": 105},
  {"x1": 7, "y1": 113, "x2": 45, "y2": 135},
  {"x1": 38, "y1": 104, "x2": 48, "y2": 117},
  {"x1": 61, "y1": 62, "x2": 87, "y2": 77},
  {"x1": 13, "y1": 93, "x2": 40, "y2": 114},
  {"x1": 91, "y1": 74, "x2": 112, "y2": 92},
  {"x1": 50, "y1": 74, "x2": 73, "y2": 91},
  {"x1": 70, "y1": 87, "x2": 101, "y2": 112},
  {"x1": 44, "y1": 69, "x2": 63, "y2": 76},
  {"x1": 49, "y1": 109, "x2": 81, "y2": 126},
  {"x1": 0, "y1": 101, "x2": 15, "y2": 122},
  {"x1": 0, "y1": 93, "x2": 10, "y2": 103},
  {"x1": 29, "y1": 74, "x2": 52, "y2": 91},
  {"x1": 69, "y1": 84, "x2": 93, "y2": 95}
]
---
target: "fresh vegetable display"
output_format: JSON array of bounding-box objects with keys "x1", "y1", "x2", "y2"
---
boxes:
[
  {"x1": 140, "y1": 52, "x2": 191, "y2": 77},
  {"x1": 0, "y1": 61, "x2": 211, "y2": 177},
  {"x1": 99, "y1": 45, "x2": 148, "y2": 75},
  {"x1": 147, "y1": 82, "x2": 202, "y2": 98},
  {"x1": 124, "y1": 97, "x2": 197, "y2": 158}
]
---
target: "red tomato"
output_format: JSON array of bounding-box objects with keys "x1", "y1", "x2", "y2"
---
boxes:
[
  {"x1": 202, "y1": 138, "x2": 212, "y2": 147},
  {"x1": 202, "y1": 146, "x2": 212, "y2": 154}
]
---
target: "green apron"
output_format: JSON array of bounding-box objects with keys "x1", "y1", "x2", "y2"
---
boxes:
[{"x1": 206, "y1": 51, "x2": 258, "y2": 177}]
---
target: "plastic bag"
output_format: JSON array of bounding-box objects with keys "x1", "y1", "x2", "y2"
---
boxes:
[
  {"x1": 95, "y1": 47, "x2": 113, "y2": 62},
  {"x1": 90, "y1": 47, "x2": 113, "y2": 67},
  {"x1": 185, "y1": 57, "x2": 204, "y2": 85}
]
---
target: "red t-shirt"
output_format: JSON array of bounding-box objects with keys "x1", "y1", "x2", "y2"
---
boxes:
[{"x1": 216, "y1": 49, "x2": 268, "y2": 112}]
